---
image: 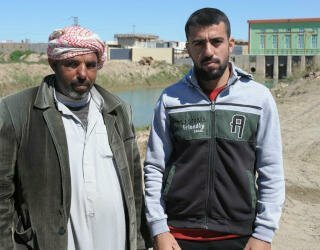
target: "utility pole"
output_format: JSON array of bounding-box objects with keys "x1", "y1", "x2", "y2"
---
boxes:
[{"x1": 71, "y1": 16, "x2": 79, "y2": 26}]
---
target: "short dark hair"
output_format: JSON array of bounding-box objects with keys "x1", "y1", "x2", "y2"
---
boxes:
[{"x1": 185, "y1": 7, "x2": 231, "y2": 40}]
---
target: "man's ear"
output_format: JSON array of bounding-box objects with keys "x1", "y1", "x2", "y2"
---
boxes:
[
  {"x1": 48, "y1": 59, "x2": 57, "y2": 72},
  {"x1": 186, "y1": 42, "x2": 191, "y2": 55},
  {"x1": 229, "y1": 37, "x2": 235, "y2": 53}
]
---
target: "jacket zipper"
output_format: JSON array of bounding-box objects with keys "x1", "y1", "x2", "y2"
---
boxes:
[
  {"x1": 204, "y1": 80, "x2": 239, "y2": 228},
  {"x1": 190, "y1": 75, "x2": 240, "y2": 229},
  {"x1": 204, "y1": 100, "x2": 216, "y2": 229}
]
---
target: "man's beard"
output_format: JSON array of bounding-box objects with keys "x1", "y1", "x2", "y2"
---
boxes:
[
  {"x1": 57, "y1": 82, "x2": 92, "y2": 100},
  {"x1": 67, "y1": 80, "x2": 93, "y2": 100},
  {"x1": 194, "y1": 57, "x2": 229, "y2": 82},
  {"x1": 67, "y1": 89, "x2": 90, "y2": 100}
]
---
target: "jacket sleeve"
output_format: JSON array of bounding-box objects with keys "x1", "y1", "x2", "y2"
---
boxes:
[
  {"x1": 0, "y1": 99, "x2": 18, "y2": 249},
  {"x1": 253, "y1": 91, "x2": 285, "y2": 243},
  {"x1": 143, "y1": 95, "x2": 172, "y2": 237},
  {"x1": 132, "y1": 126, "x2": 152, "y2": 249},
  {"x1": 124, "y1": 105, "x2": 152, "y2": 249}
]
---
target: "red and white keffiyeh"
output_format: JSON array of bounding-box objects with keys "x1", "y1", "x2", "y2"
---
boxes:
[{"x1": 47, "y1": 26, "x2": 106, "y2": 69}]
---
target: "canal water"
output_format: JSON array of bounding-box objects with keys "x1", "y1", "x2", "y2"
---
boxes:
[{"x1": 115, "y1": 88, "x2": 163, "y2": 128}]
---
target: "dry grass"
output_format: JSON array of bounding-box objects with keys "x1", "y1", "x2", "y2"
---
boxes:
[{"x1": 0, "y1": 60, "x2": 190, "y2": 97}]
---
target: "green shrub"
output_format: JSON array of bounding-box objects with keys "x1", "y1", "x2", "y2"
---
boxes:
[
  {"x1": 9, "y1": 50, "x2": 35, "y2": 62},
  {"x1": 9, "y1": 50, "x2": 24, "y2": 61}
]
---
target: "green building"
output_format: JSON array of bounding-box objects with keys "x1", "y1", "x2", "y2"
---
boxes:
[
  {"x1": 243, "y1": 18, "x2": 320, "y2": 79},
  {"x1": 248, "y1": 18, "x2": 320, "y2": 55}
]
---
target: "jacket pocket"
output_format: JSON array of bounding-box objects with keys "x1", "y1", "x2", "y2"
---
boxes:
[
  {"x1": 14, "y1": 216, "x2": 34, "y2": 250},
  {"x1": 162, "y1": 165, "x2": 176, "y2": 200},
  {"x1": 246, "y1": 170, "x2": 257, "y2": 209},
  {"x1": 212, "y1": 166, "x2": 256, "y2": 221}
]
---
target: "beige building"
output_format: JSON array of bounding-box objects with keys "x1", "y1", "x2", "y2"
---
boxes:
[{"x1": 114, "y1": 34, "x2": 159, "y2": 48}]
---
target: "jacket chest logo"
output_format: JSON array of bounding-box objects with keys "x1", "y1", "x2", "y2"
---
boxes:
[
  {"x1": 182, "y1": 119, "x2": 205, "y2": 133},
  {"x1": 230, "y1": 114, "x2": 246, "y2": 139}
]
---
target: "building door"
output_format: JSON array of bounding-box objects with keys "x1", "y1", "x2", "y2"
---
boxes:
[
  {"x1": 279, "y1": 56, "x2": 287, "y2": 79},
  {"x1": 306, "y1": 56, "x2": 314, "y2": 72},
  {"x1": 292, "y1": 56, "x2": 301, "y2": 75},
  {"x1": 265, "y1": 56, "x2": 274, "y2": 78}
]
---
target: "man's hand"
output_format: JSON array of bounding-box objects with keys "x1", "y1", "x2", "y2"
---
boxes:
[
  {"x1": 153, "y1": 232, "x2": 181, "y2": 250},
  {"x1": 244, "y1": 237, "x2": 271, "y2": 250}
]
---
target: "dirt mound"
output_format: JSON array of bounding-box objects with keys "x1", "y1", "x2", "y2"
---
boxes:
[{"x1": 264, "y1": 78, "x2": 320, "y2": 249}]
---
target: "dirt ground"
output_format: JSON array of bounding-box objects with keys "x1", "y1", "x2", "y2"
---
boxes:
[
  {"x1": 137, "y1": 76, "x2": 320, "y2": 250},
  {"x1": 271, "y1": 77, "x2": 320, "y2": 250}
]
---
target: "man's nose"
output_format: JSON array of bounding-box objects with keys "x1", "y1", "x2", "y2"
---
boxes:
[
  {"x1": 77, "y1": 64, "x2": 87, "y2": 79},
  {"x1": 203, "y1": 41, "x2": 215, "y2": 56}
]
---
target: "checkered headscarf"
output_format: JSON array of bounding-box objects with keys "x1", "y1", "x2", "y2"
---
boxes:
[{"x1": 47, "y1": 26, "x2": 106, "y2": 69}]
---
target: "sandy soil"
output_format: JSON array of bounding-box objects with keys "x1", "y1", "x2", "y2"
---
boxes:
[
  {"x1": 271, "y1": 78, "x2": 320, "y2": 250},
  {"x1": 137, "y1": 77, "x2": 320, "y2": 250}
]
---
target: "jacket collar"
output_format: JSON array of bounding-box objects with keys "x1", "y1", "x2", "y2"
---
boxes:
[
  {"x1": 33, "y1": 74, "x2": 121, "y2": 114},
  {"x1": 93, "y1": 84, "x2": 122, "y2": 114},
  {"x1": 185, "y1": 61, "x2": 252, "y2": 88},
  {"x1": 34, "y1": 74, "x2": 56, "y2": 109}
]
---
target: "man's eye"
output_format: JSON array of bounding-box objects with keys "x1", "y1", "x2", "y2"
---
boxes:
[
  {"x1": 64, "y1": 61, "x2": 78, "y2": 68},
  {"x1": 86, "y1": 62, "x2": 97, "y2": 69},
  {"x1": 191, "y1": 40, "x2": 205, "y2": 47},
  {"x1": 209, "y1": 39, "x2": 223, "y2": 46}
]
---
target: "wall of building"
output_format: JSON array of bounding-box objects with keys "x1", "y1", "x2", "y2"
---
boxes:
[
  {"x1": 231, "y1": 55, "x2": 249, "y2": 71},
  {"x1": 249, "y1": 20, "x2": 320, "y2": 55},
  {"x1": 232, "y1": 45, "x2": 249, "y2": 55},
  {"x1": 116, "y1": 37, "x2": 157, "y2": 48},
  {"x1": 108, "y1": 48, "x2": 132, "y2": 60},
  {"x1": 233, "y1": 55, "x2": 320, "y2": 80},
  {"x1": 132, "y1": 48, "x2": 173, "y2": 64}
]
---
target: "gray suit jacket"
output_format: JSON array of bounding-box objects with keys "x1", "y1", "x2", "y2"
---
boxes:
[{"x1": 0, "y1": 75, "x2": 150, "y2": 250}]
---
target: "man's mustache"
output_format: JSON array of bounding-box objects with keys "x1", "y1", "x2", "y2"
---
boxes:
[
  {"x1": 201, "y1": 57, "x2": 220, "y2": 64},
  {"x1": 71, "y1": 80, "x2": 91, "y2": 86}
]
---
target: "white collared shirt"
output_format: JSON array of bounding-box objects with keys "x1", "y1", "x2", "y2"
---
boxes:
[{"x1": 55, "y1": 87, "x2": 126, "y2": 250}]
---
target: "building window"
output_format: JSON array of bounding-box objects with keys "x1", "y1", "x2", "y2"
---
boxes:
[
  {"x1": 286, "y1": 28, "x2": 291, "y2": 33},
  {"x1": 298, "y1": 34, "x2": 304, "y2": 49},
  {"x1": 260, "y1": 34, "x2": 265, "y2": 49},
  {"x1": 285, "y1": 35, "x2": 291, "y2": 49},
  {"x1": 299, "y1": 28, "x2": 304, "y2": 33},
  {"x1": 311, "y1": 34, "x2": 317, "y2": 48},
  {"x1": 272, "y1": 35, "x2": 278, "y2": 49}
]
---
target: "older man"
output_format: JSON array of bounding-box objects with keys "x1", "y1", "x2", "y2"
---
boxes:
[{"x1": 0, "y1": 26, "x2": 150, "y2": 250}]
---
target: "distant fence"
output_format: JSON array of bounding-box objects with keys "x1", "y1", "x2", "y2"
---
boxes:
[{"x1": 0, "y1": 43, "x2": 47, "y2": 54}]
